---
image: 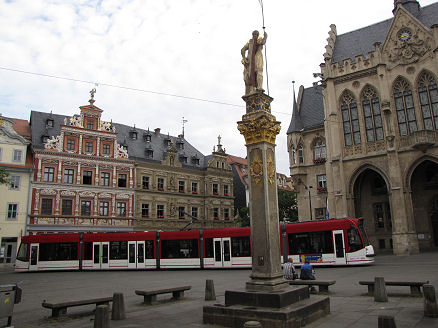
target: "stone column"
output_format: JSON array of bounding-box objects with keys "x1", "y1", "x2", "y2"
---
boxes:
[{"x1": 237, "y1": 91, "x2": 287, "y2": 291}]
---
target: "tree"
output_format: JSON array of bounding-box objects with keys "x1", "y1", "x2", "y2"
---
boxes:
[
  {"x1": 277, "y1": 189, "x2": 298, "y2": 222},
  {"x1": 0, "y1": 168, "x2": 9, "y2": 185},
  {"x1": 237, "y1": 207, "x2": 250, "y2": 227}
]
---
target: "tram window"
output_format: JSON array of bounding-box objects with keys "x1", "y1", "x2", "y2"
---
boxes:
[
  {"x1": 231, "y1": 236, "x2": 251, "y2": 257},
  {"x1": 83, "y1": 242, "x2": 92, "y2": 260},
  {"x1": 204, "y1": 238, "x2": 214, "y2": 258},
  {"x1": 145, "y1": 240, "x2": 154, "y2": 259},
  {"x1": 161, "y1": 239, "x2": 198, "y2": 258},
  {"x1": 357, "y1": 220, "x2": 370, "y2": 246},
  {"x1": 16, "y1": 243, "x2": 28, "y2": 262},
  {"x1": 39, "y1": 242, "x2": 78, "y2": 261},
  {"x1": 348, "y1": 225, "x2": 363, "y2": 252},
  {"x1": 110, "y1": 241, "x2": 127, "y2": 260},
  {"x1": 288, "y1": 231, "x2": 333, "y2": 255}
]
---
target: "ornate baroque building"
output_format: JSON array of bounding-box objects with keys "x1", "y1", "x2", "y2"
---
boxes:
[
  {"x1": 29, "y1": 97, "x2": 135, "y2": 233},
  {"x1": 29, "y1": 94, "x2": 235, "y2": 234},
  {"x1": 287, "y1": 0, "x2": 438, "y2": 255}
]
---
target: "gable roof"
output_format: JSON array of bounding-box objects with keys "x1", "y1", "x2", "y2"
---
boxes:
[
  {"x1": 331, "y1": 2, "x2": 438, "y2": 64},
  {"x1": 30, "y1": 110, "x2": 207, "y2": 169}
]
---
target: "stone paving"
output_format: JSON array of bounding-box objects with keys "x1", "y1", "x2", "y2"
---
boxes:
[{"x1": 0, "y1": 251, "x2": 437, "y2": 327}]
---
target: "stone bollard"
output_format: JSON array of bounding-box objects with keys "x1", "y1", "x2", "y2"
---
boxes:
[
  {"x1": 111, "y1": 292, "x2": 126, "y2": 320},
  {"x1": 205, "y1": 279, "x2": 216, "y2": 301},
  {"x1": 374, "y1": 277, "x2": 388, "y2": 302},
  {"x1": 378, "y1": 315, "x2": 396, "y2": 328},
  {"x1": 423, "y1": 284, "x2": 438, "y2": 318},
  {"x1": 94, "y1": 305, "x2": 110, "y2": 328},
  {"x1": 243, "y1": 321, "x2": 262, "y2": 328}
]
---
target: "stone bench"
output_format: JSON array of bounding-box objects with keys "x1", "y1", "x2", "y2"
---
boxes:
[
  {"x1": 288, "y1": 280, "x2": 336, "y2": 293},
  {"x1": 42, "y1": 296, "x2": 113, "y2": 318},
  {"x1": 135, "y1": 286, "x2": 191, "y2": 304},
  {"x1": 359, "y1": 280, "x2": 429, "y2": 296}
]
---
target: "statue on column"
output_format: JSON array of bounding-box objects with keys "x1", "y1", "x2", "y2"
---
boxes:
[{"x1": 241, "y1": 30, "x2": 267, "y2": 95}]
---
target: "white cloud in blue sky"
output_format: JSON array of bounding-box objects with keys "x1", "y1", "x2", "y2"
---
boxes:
[{"x1": 0, "y1": 0, "x2": 436, "y2": 174}]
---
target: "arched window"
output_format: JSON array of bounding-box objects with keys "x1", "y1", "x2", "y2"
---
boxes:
[
  {"x1": 298, "y1": 145, "x2": 304, "y2": 164},
  {"x1": 393, "y1": 77, "x2": 417, "y2": 136},
  {"x1": 341, "y1": 91, "x2": 361, "y2": 146},
  {"x1": 313, "y1": 139, "x2": 326, "y2": 162},
  {"x1": 362, "y1": 86, "x2": 384, "y2": 142},
  {"x1": 417, "y1": 72, "x2": 438, "y2": 130}
]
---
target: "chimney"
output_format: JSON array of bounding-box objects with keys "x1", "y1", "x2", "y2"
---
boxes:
[{"x1": 154, "y1": 128, "x2": 161, "y2": 135}]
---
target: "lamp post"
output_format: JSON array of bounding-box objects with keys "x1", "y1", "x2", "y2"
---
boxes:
[
  {"x1": 306, "y1": 186, "x2": 313, "y2": 220},
  {"x1": 298, "y1": 179, "x2": 313, "y2": 220}
]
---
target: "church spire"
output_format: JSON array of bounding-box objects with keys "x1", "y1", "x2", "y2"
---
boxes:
[
  {"x1": 287, "y1": 81, "x2": 304, "y2": 133},
  {"x1": 393, "y1": 0, "x2": 420, "y2": 15}
]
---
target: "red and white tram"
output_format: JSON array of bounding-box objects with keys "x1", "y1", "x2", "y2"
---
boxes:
[{"x1": 15, "y1": 218, "x2": 374, "y2": 272}]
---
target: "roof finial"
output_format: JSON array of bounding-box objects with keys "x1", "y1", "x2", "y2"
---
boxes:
[{"x1": 89, "y1": 88, "x2": 96, "y2": 105}]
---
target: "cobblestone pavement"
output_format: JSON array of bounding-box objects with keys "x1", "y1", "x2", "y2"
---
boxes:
[{"x1": 0, "y1": 251, "x2": 437, "y2": 327}]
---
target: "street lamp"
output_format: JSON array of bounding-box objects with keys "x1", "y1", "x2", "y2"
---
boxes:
[
  {"x1": 298, "y1": 179, "x2": 313, "y2": 220},
  {"x1": 306, "y1": 186, "x2": 313, "y2": 220}
]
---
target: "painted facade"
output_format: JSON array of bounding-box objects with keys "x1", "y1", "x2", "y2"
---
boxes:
[{"x1": 0, "y1": 115, "x2": 32, "y2": 265}]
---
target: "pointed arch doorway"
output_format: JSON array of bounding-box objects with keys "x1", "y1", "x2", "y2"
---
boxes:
[
  {"x1": 353, "y1": 169, "x2": 392, "y2": 253},
  {"x1": 410, "y1": 160, "x2": 438, "y2": 249}
]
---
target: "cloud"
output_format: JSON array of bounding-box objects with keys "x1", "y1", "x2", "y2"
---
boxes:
[{"x1": 1, "y1": 0, "x2": 437, "y2": 174}]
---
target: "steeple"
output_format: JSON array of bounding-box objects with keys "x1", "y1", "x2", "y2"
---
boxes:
[
  {"x1": 393, "y1": 0, "x2": 420, "y2": 15},
  {"x1": 287, "y1": 82, "x2": 304, "y2": 134}
]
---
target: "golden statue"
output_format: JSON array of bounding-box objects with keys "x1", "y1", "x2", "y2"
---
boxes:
[{"x1": 241, "y1": 30, "x2": 267, "y2": 95}]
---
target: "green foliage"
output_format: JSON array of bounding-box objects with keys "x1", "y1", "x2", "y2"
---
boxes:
[
  {"x1": 237, "y1": 207, "x2": 250, "y2": 227},
  {"x1": 0, "y1": 168, "x2": 9, "y2": 185},
  {"x1": 277, "y1": 189, "x2": 298, "y2": 222}
]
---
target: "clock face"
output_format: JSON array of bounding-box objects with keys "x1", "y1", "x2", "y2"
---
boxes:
[{"x1": 398, "y1": 28, "x2": 412, "y2": 42}]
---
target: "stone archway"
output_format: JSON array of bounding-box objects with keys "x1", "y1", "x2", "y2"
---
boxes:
[
  {"x1": 410, "y1": 160, "x2": 438, "y2": 250},
  {"x1": 353, "y1": 169, "x2": 391, "y2": 253}
]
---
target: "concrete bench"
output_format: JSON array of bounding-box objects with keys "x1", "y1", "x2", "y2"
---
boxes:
[
  {"x1": 42, "y1": 296, "x2": 113, "y2": 318},
  {"x1": 288, "y1": 280, "x2": 336, "y2": 293},
  {"x1": 135, "y1": 286, "x2": 191, "y2": 304},
  {"x1": 359, "y1": 280, "x2": 429, "y2": 296}
]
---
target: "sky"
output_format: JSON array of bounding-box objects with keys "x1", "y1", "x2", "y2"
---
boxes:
[{"x1": 1, "y1": 0, "x2": 437, "y2": 175}]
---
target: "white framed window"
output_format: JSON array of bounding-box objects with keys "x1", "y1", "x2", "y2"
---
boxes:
[
  {"x1": 9, "y1": 175, "x2": 20, "y2": 190},
  {"x1": 6, "y1": 203, "x2": 18, "y2": 220},
  {"x1": 13, "y1": 149, "x2": 22, "y2": 162}
]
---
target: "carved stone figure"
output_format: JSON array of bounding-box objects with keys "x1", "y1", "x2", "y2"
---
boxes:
[{"x1": 241, "y1": 30, "x2": 267, "y2": 95}]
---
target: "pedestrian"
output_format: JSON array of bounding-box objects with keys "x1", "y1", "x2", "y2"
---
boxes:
[
  {"x1": 300, "y1": 260, "x2": 315, "y2": 280},
  {"x1": 283, "y1": 258, "x2": 297, "y2": 280}
]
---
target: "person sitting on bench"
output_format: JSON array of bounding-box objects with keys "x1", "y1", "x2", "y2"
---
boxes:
[
  {"x1": 283, "y1": 258, "x2": 297, "y2": 280},
  {"x1": 300, "y1": 260, "x2": 315, "y2": 280}
]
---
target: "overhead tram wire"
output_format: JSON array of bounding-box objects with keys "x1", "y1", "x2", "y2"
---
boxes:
[{"x1": 0, "y1": 66, "x2": 291, "y2": 117}]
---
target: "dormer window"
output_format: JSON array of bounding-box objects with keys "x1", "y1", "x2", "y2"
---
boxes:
[
  {"x1": 192, "y1": 155, "x2": 200, "y2": 165},
  {"x1": 177, "y1": 140, "x2": 184, "y2": 150},
  {"x1": 164, "y1": 138, "x2": 171, "y2": 147},
  {"x1": 145, "y1": 148, "x2": 153, "y2": 158},
  {"x1": 131, "y1": 131, "x2": 138, "y2": 140},
  {"x1": 42, "y1": 135, "x2": 49, "y2": 143},
  {"x1": 144, "y1": 134, "x2": 151, "y2": 142},
  {"x1": 180, "y1": 155, "x2": 188, "y2": 164},
  {"x1": 46, "y1": 119, "x2": 54, "y2": 128}
]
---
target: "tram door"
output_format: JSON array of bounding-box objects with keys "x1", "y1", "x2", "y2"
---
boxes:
[
  {"x1": 92, "y1": 242, "x2": 110, "y2": 269},
  {"x1": 29, "y1": 244, "x2": 39, "y2": 271},
  {"x1": 213, "y1": 238, "x2": 232, "y2": 268},
  {"x1": 332, "y1": 230, "x2": 347, "y2": 265},
  {"x1": 128, "y1": 241, "x2": 145, "y2": 269}
]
